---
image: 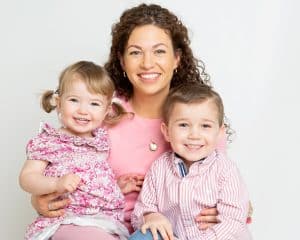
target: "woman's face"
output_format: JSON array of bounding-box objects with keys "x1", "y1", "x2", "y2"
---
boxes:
[{"x1": 120, "y1": 24, "x2": 180, "y2": 98}]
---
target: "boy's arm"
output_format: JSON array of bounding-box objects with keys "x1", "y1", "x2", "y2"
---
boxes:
[
  {"x1": 131, "y1": 158, "x2": 162, "y2": 230},
  {"x1": 200, "y1": 161, "x2": 250, "y2": 239}
]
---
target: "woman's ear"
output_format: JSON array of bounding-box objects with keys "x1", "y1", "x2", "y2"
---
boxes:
[
  {"x1": 118, "y1": 52, "x2": 125, "y2": 70},
  {"x1": 174, "y1": 48, "x2": 181, "y2": 69},
  {"x1": 161, "y1": 122, "x2": 170, "y2": 142}
]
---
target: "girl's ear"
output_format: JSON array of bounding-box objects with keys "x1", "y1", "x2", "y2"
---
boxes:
[
  {"x1": 54, "y1": 96, "x2": 61, "y2": 112},
  {"x1": 161, "y1": 122, "x2": 170, "y2": 142}
]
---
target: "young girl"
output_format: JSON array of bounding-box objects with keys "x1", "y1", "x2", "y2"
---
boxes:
[
  {"x1": 129, "y1": 84, "x2": 251, "y2": 240},
  {"x1": 19, "y1": 61, "x2": 133, "y2": 240}
]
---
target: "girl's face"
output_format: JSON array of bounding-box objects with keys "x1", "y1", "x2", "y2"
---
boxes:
[
  {"x1": 161, "y1": 101, "x2": 224, "y2": 167},
  {"x1": 57, "y1": 78, "x2": 110, "y2": 138},
  {"x1": 120, "y1": 24, "x2": 180, "y2": 98}
]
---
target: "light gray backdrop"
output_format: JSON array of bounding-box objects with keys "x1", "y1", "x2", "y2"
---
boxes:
[{"x1": 1, "y1": 0, "x2": 299, "y2": 239}]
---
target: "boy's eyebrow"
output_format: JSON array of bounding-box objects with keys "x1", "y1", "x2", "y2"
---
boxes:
[{"x1": 174, "y1": 118, "x2": 217, "y2": 123}]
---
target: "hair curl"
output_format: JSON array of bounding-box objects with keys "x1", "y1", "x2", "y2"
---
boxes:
[{"x1": 104, "y1": 3, "x2": 211, "y2": 99}]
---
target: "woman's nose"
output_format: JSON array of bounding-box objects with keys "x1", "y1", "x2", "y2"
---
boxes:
[{"x1": 141, "y1": 52, "x2": 154, "y2": 69}]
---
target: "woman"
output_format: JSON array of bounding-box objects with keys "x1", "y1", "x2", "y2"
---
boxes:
[{"x1": 32, "y1": 3, "x2": 230, "y2": 239}]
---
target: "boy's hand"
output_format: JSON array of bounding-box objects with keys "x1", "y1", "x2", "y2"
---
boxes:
[
  {"x1": 142, "y1": 212, "x2": 174, "y2": 240},
  {"x1": 56, "y1": 173, "x2": 81, "y2": 193},
  {"x1": 117, "y1": 173, "x2": 144, "y2": 194}
]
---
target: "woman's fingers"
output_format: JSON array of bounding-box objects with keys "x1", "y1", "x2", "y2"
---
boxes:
[
  {"x1": 31, "y1": 192, "x2": 69, "y2": 217},
  {"x1": 49, "y1": 197, "x2": 70, "y2": 210},
  {"x1": 195, "y1": 207, "x2": 219, "y2": 223},
  {"x1": 198, "y1": 222, "x2": 216, "y2": 230}
]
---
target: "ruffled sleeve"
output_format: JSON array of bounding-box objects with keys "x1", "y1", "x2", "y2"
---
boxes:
[{"x1": 26, "y1": 123, "x2": 66, "y2": 163}]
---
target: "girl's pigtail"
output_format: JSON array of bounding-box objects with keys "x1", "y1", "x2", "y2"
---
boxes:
[
  {"x1": 41, "y1": 90, "x2": 57, "y2": 113},
  {"x1": 105, "y1": 102, "x2": 131, "y2": 125}
]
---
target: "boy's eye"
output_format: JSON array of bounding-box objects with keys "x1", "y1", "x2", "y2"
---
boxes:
[
  {"x1": 69, "y1": 98, "x2": 78, "y2": 103},
  {"x1": 202, "y1": 124, "x2": 211, "y2": 128}
]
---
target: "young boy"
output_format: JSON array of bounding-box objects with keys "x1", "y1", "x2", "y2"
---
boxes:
[{"x1": 129, "y1": 84, "x2": 251, "y2": 240}]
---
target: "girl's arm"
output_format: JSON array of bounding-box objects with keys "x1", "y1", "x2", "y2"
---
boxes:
[
  {"x1": 19, "y1": 160, "x2": 57, "y2": 195},
  {"x1": 19, "y1": 160, "x2": 80, "y2": 195}
]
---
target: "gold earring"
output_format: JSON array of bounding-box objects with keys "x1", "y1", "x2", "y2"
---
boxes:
[{"x1": 174, "y1": 68, "x2": 178, "y2": 74}]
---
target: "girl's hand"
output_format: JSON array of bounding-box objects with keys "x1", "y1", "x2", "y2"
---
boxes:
[
  {"x1": 142, "y1": 212, "x2": 174, "y2": 240},
  {"x1": 31, "y1": 192, "x2": 70, "y2": 218},
  {"x1": 117, "y1": 173, "x2": 144, "y2": 194},
  {"x1": 56, "y1": 173, "x2": 81, "y2": 193},
  {"x1": 195, "y1": 207, "x2": 220, "y2": 230}
]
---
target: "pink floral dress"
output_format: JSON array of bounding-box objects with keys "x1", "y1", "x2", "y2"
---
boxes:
[{"x1": 25, "y1": 123, "x2": 128, "y2": 240}]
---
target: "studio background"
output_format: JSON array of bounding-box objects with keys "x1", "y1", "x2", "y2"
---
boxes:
[{"x1": 1, "y1": 0, "x2": 299, "y2": 238}]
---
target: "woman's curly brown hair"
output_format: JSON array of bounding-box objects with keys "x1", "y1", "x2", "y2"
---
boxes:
[{"x1": 104, "y1": 3, "x2": 211, "y2": 100}]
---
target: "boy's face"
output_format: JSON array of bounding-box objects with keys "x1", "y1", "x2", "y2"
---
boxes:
[{"x1": 161, "y1": 100, "x2": 224, "y2": 167}]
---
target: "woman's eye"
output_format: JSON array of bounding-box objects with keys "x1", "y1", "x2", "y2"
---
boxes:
[
  {"x1": 129, "y1": 50, "x2": 142, "y2": 56},
  {"x1": 154, "y1": 49, "x2": 166, "y2": 55}
]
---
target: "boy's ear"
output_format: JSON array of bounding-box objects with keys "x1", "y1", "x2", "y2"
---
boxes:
[
  {"x1": 161, "y1": 122, "x2": 170, "y2": 142},
  {"x1": 217, "y1": 124, "x2": 226, "y2": 142}
]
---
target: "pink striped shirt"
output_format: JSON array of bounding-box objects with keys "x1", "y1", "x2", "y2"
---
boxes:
[{"x1": 132, "y1": 151, "x2": 251, "y2": 240}]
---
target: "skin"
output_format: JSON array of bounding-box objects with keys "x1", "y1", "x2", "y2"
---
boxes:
[
  {"x1": 142, "y1": 100, "x2": 224, "y2": 240},
  {"x1": 21, "y1": 79, "x2": 136, "y2": 204},
  {"x1": 31, "y1": 24, "x2": 220, "y2": 228},
  {"x1": 161, "y1": 101, "x2": 224, "y2": 168},
  {"x1": 120, "y1": 24, "x2": 180, "y2": 118}
]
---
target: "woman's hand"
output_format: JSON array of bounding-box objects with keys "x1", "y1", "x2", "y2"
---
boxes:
[
  {"x1": 31, "y1": 192, "x2": 70, "y2": 218},
  {"x1": 142, "y1": 212, "x2": 174, "y2": 240},
  {"x1": 195, "y1": 207, "x2": 220, "y2": 230},
  {"x1": 117, "y1": 173, "x2": 144, "y2": 194}
]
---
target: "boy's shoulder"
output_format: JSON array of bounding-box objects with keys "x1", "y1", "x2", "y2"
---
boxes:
[{"x1": 149, "y1": 151, "x2": 174, "y2": 170}]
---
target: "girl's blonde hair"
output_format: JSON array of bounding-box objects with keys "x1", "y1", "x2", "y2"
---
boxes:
[{"x1": 41, "y1": 61, "x2": 127, "y2": 125}]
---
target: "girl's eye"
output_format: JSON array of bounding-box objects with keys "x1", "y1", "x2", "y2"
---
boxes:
[
  {"x1": 178, "y1": 123, "x2": 188, "y2": 128},
  {"x1": 91, "y1": 102, "x2": 100, "y2": 106}
]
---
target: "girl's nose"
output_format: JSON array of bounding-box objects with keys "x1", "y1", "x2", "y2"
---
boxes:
[{"x1": 78, "y1": 103, "x2": 88, "y2": 114}]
